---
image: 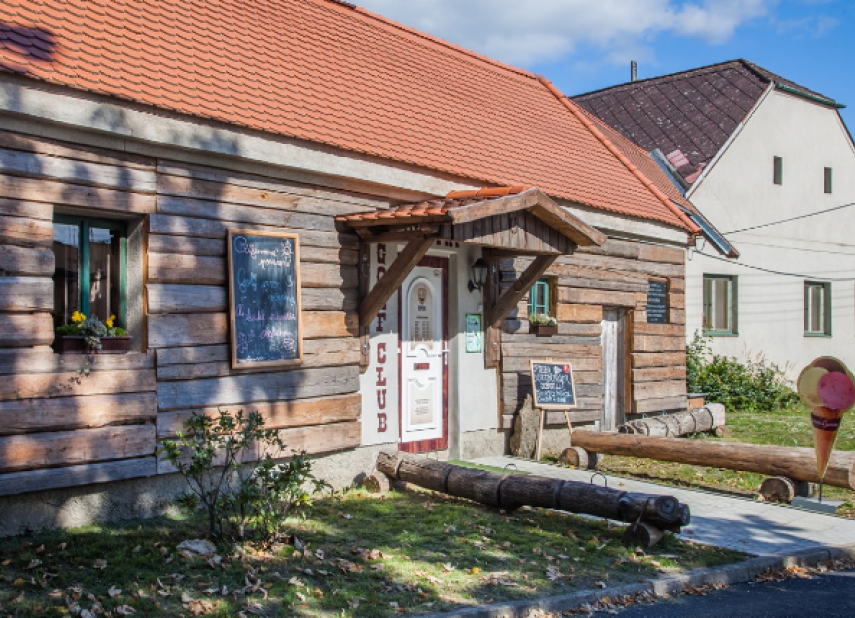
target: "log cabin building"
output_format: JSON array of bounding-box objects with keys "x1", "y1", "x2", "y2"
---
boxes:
[{"x1": 0, "y1": 0, "x2": 702, "y2": 532}]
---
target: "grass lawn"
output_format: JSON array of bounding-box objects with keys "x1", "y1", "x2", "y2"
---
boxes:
[
  {"x1": 0, "y1": 487, "x2": 743, "y2": 617},
  {"x1": 594, "y1": 403, "x2": 855, "y2": 516}
]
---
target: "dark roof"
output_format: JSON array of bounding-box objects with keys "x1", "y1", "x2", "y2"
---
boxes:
[{"x1": 573, "y1": 59, "x2": 842, "y2": 187}]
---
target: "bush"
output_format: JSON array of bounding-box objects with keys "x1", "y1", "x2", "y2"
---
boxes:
[
  {"x1": 686, "y1": 333, "x2": 799, "y2": 412},
  {"x1": 158, "y1": 409, "x2": 330, "y2": 546}
]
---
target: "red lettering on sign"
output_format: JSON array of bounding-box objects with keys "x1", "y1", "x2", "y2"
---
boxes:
[{"x1": 374, "y1": 245, "x2": 390, "y2": 433}]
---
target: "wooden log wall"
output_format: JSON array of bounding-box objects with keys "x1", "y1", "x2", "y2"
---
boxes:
[
  {"x1": 0, "y1": 129, "x2": 382, "y2": 495},
  {"x1": 498, "y1": 238, "x2": 687, "y2": 429}
]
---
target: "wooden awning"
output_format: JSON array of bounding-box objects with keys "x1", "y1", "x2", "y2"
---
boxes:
[
  {"x1": 337, "y1": 187, "x2": 606, "y2": 253},
  {"x1": 337, "y1": 187, "x2": 606, "y2": 348}
]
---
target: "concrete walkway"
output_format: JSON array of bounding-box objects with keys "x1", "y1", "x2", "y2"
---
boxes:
[{"x1": 470, "y1": 456, "x2": 855, "y2": 556}]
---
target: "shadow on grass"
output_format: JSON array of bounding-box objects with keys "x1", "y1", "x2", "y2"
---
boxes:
[{"x1": 0, "y1": 488, "x2": 743, "y2": 618}]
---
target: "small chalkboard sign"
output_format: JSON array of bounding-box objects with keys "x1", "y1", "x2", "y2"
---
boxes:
[
  {"x1": 228, "y1": 230, "x2": 302, "y2": 368},
  {"x1": 646, "y1": 279, "x2": 669, "y2": 324},
  {"x1": 530, "y1": 360, "x2": 577, "y2": 410}
]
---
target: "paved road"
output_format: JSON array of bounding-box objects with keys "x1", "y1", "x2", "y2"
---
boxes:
[{"x1": 616, "y1": 569, "x2": 855, "y2": 617}]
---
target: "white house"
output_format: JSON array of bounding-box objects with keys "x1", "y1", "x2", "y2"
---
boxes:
[{"x1": 575, "y1": 59, "x2": 855, "y2": 379}]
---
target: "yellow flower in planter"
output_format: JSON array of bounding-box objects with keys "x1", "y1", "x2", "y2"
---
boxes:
[
  {"x1": 105, "y1": 314, "x2": 115, "y2": 328},
  {"x1": 71, "y1": 311, "x2": 86, "y2": 324}
]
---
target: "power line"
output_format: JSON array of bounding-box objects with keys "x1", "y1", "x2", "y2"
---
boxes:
[
  {"x1": 693, "y1": 249, "x2": 855, "y2": 281},
  {"x1": 722, "y1": 201, "x2": 855, "y2": 235}
]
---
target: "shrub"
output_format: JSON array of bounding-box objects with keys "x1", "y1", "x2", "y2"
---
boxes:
[
  {"x1": 686, "y1": 332, "x2": 799, "y2": 412},
  {"x1": 158, "y1": 409, "x2": 329, "y2": 545}
]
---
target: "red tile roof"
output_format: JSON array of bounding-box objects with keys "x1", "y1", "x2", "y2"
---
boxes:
[
  {"x1": 337, "y1": 194, "x2": 499, "y2": 224},
  {"x1": 0, "y1": 0, "x2": 691, "y2": 231}
]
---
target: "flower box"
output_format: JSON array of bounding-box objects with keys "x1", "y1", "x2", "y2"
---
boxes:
[
  {"x1": 53, "y1": 336, "x2": 131, "y2": 354},
  {"x1": 529, "y1": 324, "x2": 557, "y2": 337}
]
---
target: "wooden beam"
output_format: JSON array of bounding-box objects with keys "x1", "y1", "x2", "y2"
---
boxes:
[
  {"x1": 487, "y1": 255, "x2": 557, "y2": 328},
  {"x1": 447, "y1": 190, "x2": 539, "y2": 224},
  {"x1": 356, "y1": 225, "x2": 440, "y2": 243},
  {"x1": 359, "y1": 237, "x2": 434, "y2": 327},
  {"x1": 483, "y1": 249, "x2": 501, "y2": 369}
]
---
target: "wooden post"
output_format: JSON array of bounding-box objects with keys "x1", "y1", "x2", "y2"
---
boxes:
[
  {"x1": 483, "y1": 249, "x2": 501, "y2": 369},
  {"x1": 536, "y1": 407, "x2": 546, "y2": 462}
]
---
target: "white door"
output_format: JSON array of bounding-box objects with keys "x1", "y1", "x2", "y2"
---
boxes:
[
  {"x1": 399, "y1": 258, "x2": 448, "y2": 451},
  {"x1": 601, "y1": 308, "x2": 627, "y2": 431}
]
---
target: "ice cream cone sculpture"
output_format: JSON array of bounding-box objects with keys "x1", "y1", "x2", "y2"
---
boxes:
[{"x1": 797, "y1": 357, "x2": 855, "y2": 480}]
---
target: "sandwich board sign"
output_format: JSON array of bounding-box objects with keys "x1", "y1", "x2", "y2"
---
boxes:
[{"x1": 530, "y1": 360, "x2": 577, "y2": 410}]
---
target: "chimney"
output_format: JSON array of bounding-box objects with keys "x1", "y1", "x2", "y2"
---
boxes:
[{"x1": 631, "y1": 61, "x2": 637, "y2": 82}]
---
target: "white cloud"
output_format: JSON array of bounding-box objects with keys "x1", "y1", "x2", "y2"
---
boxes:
[
  {"x1": 775, "y1": 14, "x2": 839, "y2": 38},
  {"x1": 357, "y1": 0, "x2": 776, "y2": 67}
]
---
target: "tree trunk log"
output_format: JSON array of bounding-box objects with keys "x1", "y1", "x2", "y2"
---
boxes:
[
  {"x1": 759, "y1": 476, "x2": 813, "y2": 503},
  {"x1": 759, "y1": 476, "x2": 796, "y2": 503},
  {"x1": 559, "y1": 446, "x2": 602, "y2": 470},
  {"x1": 618, "y1": 404, "x2": 726, "y2": 437},
  {"x1": 375, "y1": 450, "x2": 689, "y2": 545},
  {"x1": 571, "y1": 431, "x2": 855, "y2": 488},
  {"x1": 363, "y1": 472, "x2": 406, "y2": 493},
  {"x1": 622, "y1": 522, "x2": 664, "y2": 549}
]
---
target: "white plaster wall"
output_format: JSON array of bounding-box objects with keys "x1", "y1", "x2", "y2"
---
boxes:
[
  {"x1": 450, "y1": 245, "x2": 500, "y2": 439},
  {"x1": 686, "y1": 90, "x2": 855, "y2": 380}
]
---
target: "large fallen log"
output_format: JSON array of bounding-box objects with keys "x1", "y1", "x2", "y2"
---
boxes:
[
  {"x1": 375, "y1": 450, "x2": 690, "y2": 546},
  {"x1": 619, "y1": 404, "x2": 726, "y2": 437},
  {"x1": 571, "y1": 431, "x2": 855, "y2": 488}
]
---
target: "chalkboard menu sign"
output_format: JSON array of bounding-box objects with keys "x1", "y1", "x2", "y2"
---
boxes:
[
  {"x1": 646, "y1": 279, "x2": 669, "y2": 324},
  {"x1": 530, "y1": 360, "x2": 577, "y2": 410},
  {"x1": 228, "y1": 230, "x2": 302, "y2": 368}
]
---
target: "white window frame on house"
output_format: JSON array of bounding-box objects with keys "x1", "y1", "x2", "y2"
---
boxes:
[
  {"x1": 804, "y1": 281, "x2": 831, "y2": 336},
  {"x1": 703, "y1": 274, "x2": 737, "y2": 336}
]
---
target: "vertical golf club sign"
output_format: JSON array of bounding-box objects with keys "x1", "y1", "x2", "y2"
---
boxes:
[{"x1": 228, "y1": 230, "x2": 302, "y2": 368}]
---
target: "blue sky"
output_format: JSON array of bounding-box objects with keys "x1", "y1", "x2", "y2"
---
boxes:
[{"x1": 358, "y1": 0, "x2": 855, "y2": 128}]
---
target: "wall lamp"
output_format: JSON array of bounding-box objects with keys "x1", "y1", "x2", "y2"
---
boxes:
[{"x1": 468, "y1": 257, "x2": 489, "y2": 292}]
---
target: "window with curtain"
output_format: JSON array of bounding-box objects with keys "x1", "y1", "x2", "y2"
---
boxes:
[
  {"x1": 703, "y1": 275, "x2": 737, "y2": 335},
  {"x1": 52, "y1": 215, "x2": 127, "y2": 330},
  {"x1": 804, "y1": 281, "x2": 831, "y2": 336}
]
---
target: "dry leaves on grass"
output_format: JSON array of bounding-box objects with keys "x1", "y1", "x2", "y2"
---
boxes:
[{"x1": 480, "y1": 571, "x2": 518, "y2": 587}]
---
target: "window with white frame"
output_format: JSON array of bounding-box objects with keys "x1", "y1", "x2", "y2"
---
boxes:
[
  {"x1": 804, "y1": 281, "x2": 831, "y2": 336},
  {"x1": 703, "y1": 275, "x2": 736, "y2": 335}
]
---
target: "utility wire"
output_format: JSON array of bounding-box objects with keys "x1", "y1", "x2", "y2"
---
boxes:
[
  {"x1": 723, "y1": 201, "x2": 855, "y2": 235},
  {"x1": 694, "y1": 249, "x2": 855, "y2": 281}
]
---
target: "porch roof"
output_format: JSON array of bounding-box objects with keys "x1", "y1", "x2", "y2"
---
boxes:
[{"x1": 336, "y1": 187, "x2": 606, "y2": 252}]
